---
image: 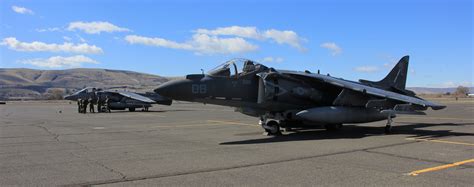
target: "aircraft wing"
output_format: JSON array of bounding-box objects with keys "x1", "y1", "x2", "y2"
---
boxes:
[
  {"x1": 112, "y1": 91, "x2": 156, "y2": 103},
  {"x1": 138, "y1": 92, "x2": 173, "y2": 105},
  {"x1": 278, "y1": 70, "x2": 446, "y2": 110}
]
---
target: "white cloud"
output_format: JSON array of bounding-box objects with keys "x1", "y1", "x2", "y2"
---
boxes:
[
  {"x1": 381, "y1": 55, "x2": 399, "y2": 69},
  {"x1": 36, "y1": 27, "x2": 61, "y2": 32},
  {"x1": 191, "y1": 34, "x2": 258, "y2": 54},
  {"x1": 76, "y1": 35, "x2": 87, "y2": 43},
  {"x1": 1, "y1": 37, "x2": 103, "y2": 54},
  {"x1": 195, "y1": 26, "x2": 305, "y2": 50},
  {"x1": 67, "y1": 21, "x2": 131, "y2": 34},
  {"x1": 383, "y1": 62, "x2": 395, "y2": 68},
  {"x1": 63, "y1": 36, "x2": 72, "y2": 41},
  {"x1": 320, "y1": 42, "x2": 342, "y2": 56},
  {"x1": 12, "y1": 6, "x2": 34, "y2": 15},
  {"x1": 125, "y1": 34, "x2": 258, "y2": 55},
  {"x1": 263, "y1": 29, "x2": 305, "y2": 50},
  {"x1": 261, "y1": 57, "x2": 284, "y2": 63},
  {"x1": 354, "y1": 66, "x2": 379, "y2": 73},
  {"x1": 20, "y1": 55, "x2": 99, "y2": 68},
  {"x1": 125, "y1": 35, "x2": 193, "y2": 50},
  {"x1": 125, "y1": 26, "x2": 306, "y2": 55},
  {"x1": 196, "y1": 26, "x2": 261, "y2": 39}
]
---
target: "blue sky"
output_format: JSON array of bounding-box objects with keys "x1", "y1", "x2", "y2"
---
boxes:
[{"x1": 0, "y1": 0, "x2": 472, "y2": 87}]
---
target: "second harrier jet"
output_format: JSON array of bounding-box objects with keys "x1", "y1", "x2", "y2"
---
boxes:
[
  {"x1": 154, "y1": 56, "x2": 445, "y2": 135},
  {"x1": 65, "y1": 87, "x2": 172, "y2": 111}
]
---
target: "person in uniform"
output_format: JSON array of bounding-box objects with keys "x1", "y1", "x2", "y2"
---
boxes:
[
  {"x1": 77, "y1": 99, "x2": 82, "y2": 113},
  {"x1": 97, "y1": 96, "x2": 102, "y2": 113},
  {"x1": 83, "y1": 98, "x2": 88, "y2": 114},
  {"x1": 88, "y1": 97, "x2": 95, "y2": 113}
]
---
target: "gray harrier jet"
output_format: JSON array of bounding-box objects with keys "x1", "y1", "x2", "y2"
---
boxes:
[
  {"x1": 65, "y1": 87, "x2": 172, "y2": 111},
  {"x1": 154, "y1": 56, "x2": 445, "y2": 135}
]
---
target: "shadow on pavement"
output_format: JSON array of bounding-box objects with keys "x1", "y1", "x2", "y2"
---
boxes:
[{"x1": 220, "y1": 122, "x2": 474, "y2": 145}]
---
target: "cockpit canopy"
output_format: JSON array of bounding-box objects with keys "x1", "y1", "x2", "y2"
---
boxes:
[
  {"x1": 73, "y1": 87, "x2": 101, "y2": 95},
  {"x1": 208, "y1": 58, "x2": 267, "y2": 77},
  {"x1": 77, "y1": 87, "x2": 95, "y2": 94}
]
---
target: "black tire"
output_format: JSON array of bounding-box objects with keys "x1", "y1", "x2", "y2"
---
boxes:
[
  {"x1": 129, "y1": 108, "x2": 136, "y2": 112},
  {"x1": 264, "y1": 120, "x2": 281, "y2": 135}
]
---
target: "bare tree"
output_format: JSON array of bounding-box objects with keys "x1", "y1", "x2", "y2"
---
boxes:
[
  {"x1": 454, "y1": 86, "x2": 469, "y2": 97},
  {"x1": 44, "y1": 89, "x2": 65, "y2": 100}
]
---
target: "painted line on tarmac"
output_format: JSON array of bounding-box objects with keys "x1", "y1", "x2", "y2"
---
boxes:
[
  {"x1": 405, "y1": 138, "x2": 474, "y2": 146},
  {"x1": 397, "y1": 116, "x2": 474, "y2": 121},
  {"x1": 408, "y1": 158, "x2": 474, "y2": 176},
  {"x1": 207, "y1": 120, "x2": 258, "y2": 127}
]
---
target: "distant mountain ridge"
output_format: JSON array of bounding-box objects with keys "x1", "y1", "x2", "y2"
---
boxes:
[
  {"x1": 0, "y1": 68, "x2": 169, "y2": 99},
  {"x1": 407, "y1": 87, "x2": 474, "y2": 94}
]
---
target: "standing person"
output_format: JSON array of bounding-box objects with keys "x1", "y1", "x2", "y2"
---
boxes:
[
  {"x1": 88, "y1": 97, "x2": 95, "y2": 113},
  {"x1": 83, "y1": 98, "x2": 89, "y2": 114},
  {"x1": 77, "y1": 99, "x2": 82, "y2": 113},
  {"x1": 97, "y1": 96, "x2": 102, "y2": 113},
  {"x1": 81, "y1": 99, "x2": 86, "y2": 113},
  {"x1": 105, "y1": 96, "x2": 111, "y2": 113}
]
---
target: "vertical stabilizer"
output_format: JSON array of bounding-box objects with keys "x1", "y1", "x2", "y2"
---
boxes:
[
  {"x1": 359, "y1": 55, "x2": 409, "y2": 91},
  {"x1": 380, "y1": 55, "x2": 409, "y2": 90}
]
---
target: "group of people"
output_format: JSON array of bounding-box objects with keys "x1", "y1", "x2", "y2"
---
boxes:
[{"x1": 77, "y1": 96, "x2": 111, "y2": 114}]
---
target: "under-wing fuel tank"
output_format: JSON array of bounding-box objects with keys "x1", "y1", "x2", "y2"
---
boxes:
[{"x1": 295, "y1": 106, "x2": 393, "y2": 124}]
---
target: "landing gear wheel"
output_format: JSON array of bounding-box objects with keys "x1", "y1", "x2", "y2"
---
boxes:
[
  {"x1": 263, "y1": 120, "x2": 282, "y2": 136},
  {"x1": 324, "y1": 123, "x2": 343, "y2": 131},
  {"x1": 129, "y1": 108, "x2": 136, "y2": 112}
]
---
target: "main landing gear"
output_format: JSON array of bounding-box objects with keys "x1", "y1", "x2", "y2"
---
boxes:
[
  {"x1": 385, "y1": 115, "x2": 393, "y2": 134},
  {"x1": 260, "y1": 117, "x2": 282, "y2": 136}
]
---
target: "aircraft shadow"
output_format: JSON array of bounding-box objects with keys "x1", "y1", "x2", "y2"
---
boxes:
[
  {"x1": 101, "y1": 109, "x2": 197, "y2": 113},
  {"x1": 153, "y1": 109, "x2": 198, "y2": 112},
  {"x1": 220, "y1": 122, "x2": 474, "y2": 145}
]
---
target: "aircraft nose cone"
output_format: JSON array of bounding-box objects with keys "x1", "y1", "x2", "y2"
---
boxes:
[
  {"x1": 64, "y1": 95, "x2": 73, "y2": 100},
  {"x1": 154, "y1": 79, "x2": 188, "y2": 99},
  {"x1": 154, "y1": 86, "x2": 169, "y2": 98}
]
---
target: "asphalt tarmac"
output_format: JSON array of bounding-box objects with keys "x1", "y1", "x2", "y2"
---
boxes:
[{"x1": 1, "y1": 100, "x2": 473, "y2": 186}]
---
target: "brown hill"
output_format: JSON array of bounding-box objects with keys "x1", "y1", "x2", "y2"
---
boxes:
[{"x1": 0, "y1": 68, "x2": 169, "y2": 100}]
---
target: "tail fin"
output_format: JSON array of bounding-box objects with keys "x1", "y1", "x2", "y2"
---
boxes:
[
  {"x1": 379, "y1": 55, "x2": 409, "y2": 90},
  {"x1": 360, "y1": 55, "x2": 409, "y2": 91}
]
